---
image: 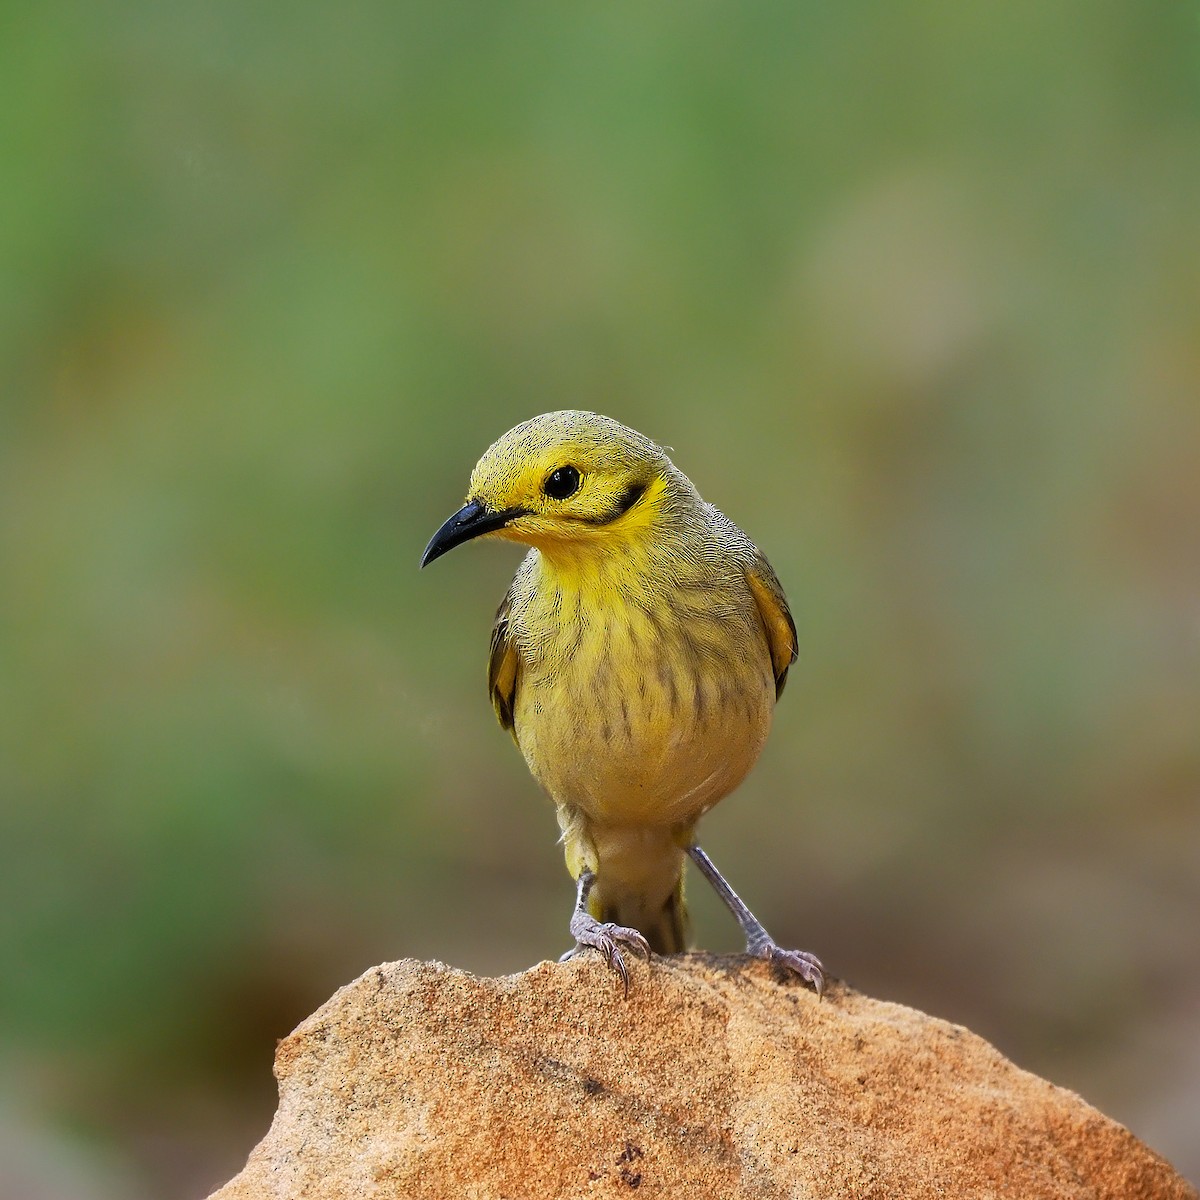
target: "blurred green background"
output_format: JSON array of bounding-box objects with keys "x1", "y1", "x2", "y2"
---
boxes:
[{"x1": 3, "y1": 1, "x2": 1199, "y2": 1195}]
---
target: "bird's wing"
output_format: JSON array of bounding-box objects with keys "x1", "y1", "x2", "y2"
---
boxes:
[
  {"x1": 745, "y1": 553, "x2": 798, "y2": 699},
  {"x1": 488, "y1": 589, "x2": 520, "y2": 733}
]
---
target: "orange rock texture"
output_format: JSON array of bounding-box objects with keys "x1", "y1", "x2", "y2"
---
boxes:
[{"x1": 209, "y1": 955, "x2": 1195, "y2": 1200}]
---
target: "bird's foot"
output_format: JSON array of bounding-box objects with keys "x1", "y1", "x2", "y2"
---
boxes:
[
  {"x1": 562, "y1": 913, "x2": 651, "y2": 996},
  {"x1": 747, "y1": 937, "x2": 825, "y2": 998}
]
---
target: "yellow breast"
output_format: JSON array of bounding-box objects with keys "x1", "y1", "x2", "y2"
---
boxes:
[{"x1": 508, "y1": 548, "x2": 775, "y2": 829}]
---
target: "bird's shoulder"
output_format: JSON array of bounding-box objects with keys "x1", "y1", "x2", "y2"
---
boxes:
[
  {"x1": 488, "y1": 556, "x2": 538, "y2": 733},
  {"x1": 744, "y1": 549, "x2": 798, "y2": 697},
  {"x1": 487, "y1": 594, "x2": 519, "y2": 732},
  {"x1": 701, "y1": 504, "x2": 798, "y2": 698}
]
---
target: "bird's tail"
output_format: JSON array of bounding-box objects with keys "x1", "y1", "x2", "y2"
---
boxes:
[{"x1": 599, "y1": 874, "x2": 690, "y2": 955}]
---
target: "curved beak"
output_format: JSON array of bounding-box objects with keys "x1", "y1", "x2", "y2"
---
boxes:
[{"x1": 420, "y1": 500, "x2": 527, "y2": 568}]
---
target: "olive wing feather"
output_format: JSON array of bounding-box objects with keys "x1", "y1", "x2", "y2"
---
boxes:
[
  {"x1": 487, "y1": 591, "x2": 520, "y2": 733},
  {"x1": 745, "y1": 554, "x2": 798, "y2": 699}
]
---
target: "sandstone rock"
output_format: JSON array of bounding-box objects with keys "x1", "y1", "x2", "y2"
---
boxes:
[{"x1": 209, "y1": 955, "x2": 1195, "y2": 1199}]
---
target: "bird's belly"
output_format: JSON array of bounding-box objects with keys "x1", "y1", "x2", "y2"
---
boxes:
[{"x1": 514, "y1": 624, "x2": 774, "y2": 827}]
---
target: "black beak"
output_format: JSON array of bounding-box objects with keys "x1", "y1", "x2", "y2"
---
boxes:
[{"x1": 420, "y1": 500, "x2": 526, "y2": 568}]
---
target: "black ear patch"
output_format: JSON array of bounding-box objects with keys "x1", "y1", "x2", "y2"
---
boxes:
[
  {"x1": 573, "y1": 479, "x2": 650, "y2": 525},
  {"x1": 612, "y1": 481, "x2": 647, "y2": 518}
]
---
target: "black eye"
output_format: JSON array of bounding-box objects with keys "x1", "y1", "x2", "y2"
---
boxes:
[{"x1": 543, "y1": 465, "x2": 581, "y2": 500}]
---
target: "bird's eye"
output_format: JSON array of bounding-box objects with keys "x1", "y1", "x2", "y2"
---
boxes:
[{"x1": 543, "y1": 465, "x2": 581, "y2": 500}]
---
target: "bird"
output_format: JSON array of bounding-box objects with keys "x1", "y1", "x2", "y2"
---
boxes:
[{"x1": 421, "y1": 411, "x2": 824, "y2": 995}]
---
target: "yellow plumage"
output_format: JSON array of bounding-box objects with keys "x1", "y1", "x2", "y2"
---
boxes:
[{"x1": 423, "y1": 411, "x2": 822, "y2": 993}]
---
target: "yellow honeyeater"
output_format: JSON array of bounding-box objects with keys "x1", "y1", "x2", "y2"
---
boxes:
[{"x1": 422, "y1": 411, "x2": 823, "y2": 994}]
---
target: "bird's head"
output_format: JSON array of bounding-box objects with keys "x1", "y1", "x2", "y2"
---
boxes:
[{"x1": 421, "y1": 411, "x2": 678, "y2": 567}]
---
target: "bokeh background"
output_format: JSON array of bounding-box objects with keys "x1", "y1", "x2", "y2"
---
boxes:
[{"x1": 3, "y1": 2, "x2": 1199, "y2": 1195}]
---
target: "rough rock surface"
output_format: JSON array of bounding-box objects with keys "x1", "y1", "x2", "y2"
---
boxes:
[{"x1": 209, "y1": 955, "x2": 1195, "y2": 1200}]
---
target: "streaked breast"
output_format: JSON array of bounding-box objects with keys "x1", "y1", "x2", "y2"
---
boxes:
[{"x1": 511, "y1": 565, "x2": 775, "y2": 826}]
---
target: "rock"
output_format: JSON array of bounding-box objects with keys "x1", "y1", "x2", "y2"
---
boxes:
[{"x1": 208, "y1": 955, "x2": 1195, "y2": 1200}]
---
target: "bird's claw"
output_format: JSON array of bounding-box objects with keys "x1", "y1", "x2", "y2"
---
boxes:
[
  {"x1": 749, "y1": 939, "x2": 825, "y2": 998},
  {"x1": 563, "y1": 916, "x2": 652, "y2": 996}
]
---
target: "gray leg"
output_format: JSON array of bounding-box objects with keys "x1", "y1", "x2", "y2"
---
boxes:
[
  {"x1": 558, "y1": 870, "x2": 651, "y2": 996},
  {"x1": 688, "y1": 844, "x2": 824, "y2": 996}
]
